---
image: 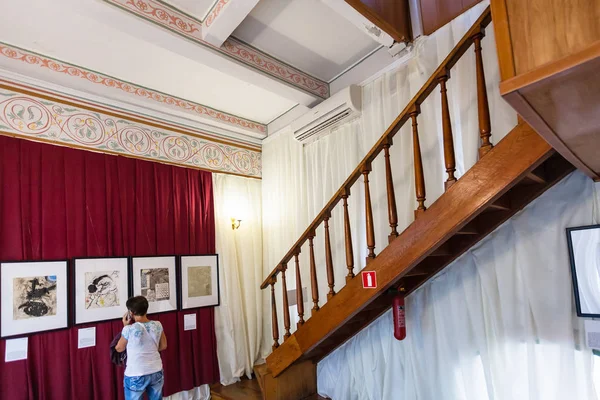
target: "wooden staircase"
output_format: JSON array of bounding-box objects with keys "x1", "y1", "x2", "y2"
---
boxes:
[{"x1": 258, "y1": 6, "x2": 575, "y2": 399}]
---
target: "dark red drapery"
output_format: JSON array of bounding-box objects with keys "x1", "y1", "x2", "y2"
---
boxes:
[{"x1": 0, "y1": 136, "x2": 219, "y2": 399}]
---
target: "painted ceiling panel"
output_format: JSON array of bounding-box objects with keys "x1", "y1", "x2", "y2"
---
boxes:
[
  {"x1": 0, "y1": 0, "x2": 296, "y2": 124},
  {"x1": 233, "y1": 0, "x2": 381, "y2": 81}
]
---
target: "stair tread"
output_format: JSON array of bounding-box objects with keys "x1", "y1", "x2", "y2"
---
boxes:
[
  {"x1": 522, "y1": 171, "x2": 546, "y2": 185},
  {"x1": 456, "y1": 221, "x2": 478, "y2": 235}
]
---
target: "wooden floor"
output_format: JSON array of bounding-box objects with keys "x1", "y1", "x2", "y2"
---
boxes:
[
  {"x1": 210, "y1": 378, "x2": 328, "y2": 400},
  {"x1": 211, "y1": 379, "x2": 262, "y2": 400}
]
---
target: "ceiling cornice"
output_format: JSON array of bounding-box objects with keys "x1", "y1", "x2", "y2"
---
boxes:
[
  {"x1": 0, "y1": 80, "x2": 262, "y2": 178},
  {"x1": 154, "y1": 0, "x2": 223, "y2": 24},
  {"x1": 0, "y1": 42, "x2": 267, "y2": 136},
  {"x1": 103, "y1": 0, "x2": 330, "y2": 99}
]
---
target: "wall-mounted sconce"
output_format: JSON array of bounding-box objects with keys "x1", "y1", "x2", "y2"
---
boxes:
[{"x1": 231, "y1": 217, "x2": 242, "y2": 230}]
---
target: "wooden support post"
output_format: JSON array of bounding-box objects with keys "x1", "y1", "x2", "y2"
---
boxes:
[
  {"x1": 280, "y1": 264, "x2": 291, "y2": 340},
  {"x1": 342, "y1": 192, "x2": 355, "y2": 282},
  {"x1": 324, "y1": 212, "x2": 335, "y2": 300},
  {"x1": 439, "y1": 74, "x2": 457, "y2": 190},
  {"x1": 384, "y1": 139, "x2": 399, "y2": 243},
  {"x1": 410, "y1": 108, "x2": 426, "y2": 217},
  {"x1": 270, "y1": 279, "x2": 279, "y2": 350},
  {"x1": 294, "y1": 251, "x2": 305, "y2": 326},
  {"x1": 474, "y1": 32, "x2": 492, "y2": 158},
  {"x1": 362, "y1": 163, "x2": 376, "y2": 263},
  {"x1": 308, "y1": 233, "x2": 319, "y2": 315}
]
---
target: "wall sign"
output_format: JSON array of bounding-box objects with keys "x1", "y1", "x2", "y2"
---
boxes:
[{"x1": 361, "y1": 271, "x2": 377, "y2": 289}]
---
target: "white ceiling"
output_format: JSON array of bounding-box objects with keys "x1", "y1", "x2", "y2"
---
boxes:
[
  {"x1": 0, "y1": 0, "x2": 396, "y2": 143},
  {"x1": 161, "y1": 0, "x2": 218, "y2": 20},
  {"x1": 233, "y1": 0, "x2": 381, "y2": 82},
  {"x1": 0, "y1": 0, "x2": 296, "y2": 125}
]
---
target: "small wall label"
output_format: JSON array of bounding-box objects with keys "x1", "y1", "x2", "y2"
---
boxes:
[{"x1": 362, "y1": 271, "x2": 377, "y2": 289}]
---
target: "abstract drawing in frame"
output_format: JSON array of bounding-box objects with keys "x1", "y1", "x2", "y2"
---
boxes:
[
  {"x1": 131, "y1": 256, "x2": 177, "y2": 314},
  {"x1": 179, "y1": 255, "x2": 219, "y2": 310},
  {"x1": 1, "y1": 260, "x2": 69, "y2": 339},
  {"x1": 73, "y1": 257, "x2": 130, "y2": 325},
  {"x1": 566, "y1": 224, "x2": 600, "y2": 318}
]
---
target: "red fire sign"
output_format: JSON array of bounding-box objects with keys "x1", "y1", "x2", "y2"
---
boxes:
[{"x1": 362, "y1": 271, "x2": 377, "y2": 289}]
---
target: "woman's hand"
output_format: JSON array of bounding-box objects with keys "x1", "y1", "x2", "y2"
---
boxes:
[{"x1": 122, "y1": 311, "x2": 131, "y2": 327}]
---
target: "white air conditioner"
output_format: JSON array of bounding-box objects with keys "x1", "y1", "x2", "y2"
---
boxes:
[{"x1": 292, "y1": 85, "x2": 361, "y2": 144}]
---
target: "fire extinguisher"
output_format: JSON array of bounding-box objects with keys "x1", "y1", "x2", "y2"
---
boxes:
[{"x1": 393, "y1": 290, "x2": 406, "y2": 341}]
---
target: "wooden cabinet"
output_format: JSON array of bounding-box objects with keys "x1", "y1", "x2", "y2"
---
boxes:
[
  {"x1": 345, "y1": 0, "x2": 412, "y2": 43},
  {"x1": 491, "y1": 0, "x2": 600, "y2": 180},
  {"x1": 418, "y1": 0, "x2": 483, "y2": 35}
]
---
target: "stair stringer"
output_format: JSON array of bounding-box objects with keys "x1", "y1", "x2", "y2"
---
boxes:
[{"x1": 266, "y1": 122, "x2": 570, "y2": 378}]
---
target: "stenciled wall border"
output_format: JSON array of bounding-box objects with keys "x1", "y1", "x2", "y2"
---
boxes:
[
  {"x1": 0, "y1": 85, "x2": 262, "y2": 178},
  {"x1": 0, "y1": 43, "x2": 267, "y2": 135},
  {"x1": 104, "y1": 0, "x2": 330, "y2": 98},
  {"x1": 154, "y1": 0, "x2": 228, "y2": 25}
]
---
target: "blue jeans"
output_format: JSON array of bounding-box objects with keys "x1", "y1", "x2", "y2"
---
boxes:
[{"x1": 124, "y1": 370, "x2": 164, "y2": 400}]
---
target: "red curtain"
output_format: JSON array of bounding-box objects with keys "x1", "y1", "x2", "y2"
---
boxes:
[{"x1": 0, "y1": 136, "x2": 219, "y2": 399}]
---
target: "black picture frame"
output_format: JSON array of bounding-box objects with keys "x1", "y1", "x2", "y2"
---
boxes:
[
  {"x1": 178, "y1": 254, "x2": 220, "y2": 310},
  {"x1": 566, "y1": 224, "x2": 600, "y2": 318},
  {"x1": 0, "y1": 259, "x2": 71, "y2": 339},
  {"x1": 71, "y1": 256, "x2": 131, "y2": 326},
  {"x1": 129, "y1": 255, "x2": 179, "y2": 315}
]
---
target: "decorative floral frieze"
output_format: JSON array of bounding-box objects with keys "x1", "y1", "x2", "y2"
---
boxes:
[
  {"x1": 103, "y1": 0, "x2": 330, "y2": 98},
  {"x1": 205, "y1": 0, "x2": 231, "y2": 27},
  {"x1": 222, "y1": 38, "x2": 329, "y2": 99},
  {"x1": 120, "y1": 0, "x2": 203, "y2": 39},
  {"x1": 0, "y1": 88, "x2": 261, "y2": 178},
  {"x1": 0, "y1": 43, "x2": 266, "y2": 134}
]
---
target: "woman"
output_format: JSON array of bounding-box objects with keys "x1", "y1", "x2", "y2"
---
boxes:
[{"x1": 115, "y1": 296, "x2": 167, "y2": 400}]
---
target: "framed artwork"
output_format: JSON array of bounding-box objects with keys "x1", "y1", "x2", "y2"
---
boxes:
[
  {"x1": 131, "y1": 256, "x2": 177, "y2": 314},
  {"x1": 567, "y1": 224, "x2": 600, "y2": 317},
  {"x1": 179, "y1": 255, "x2": 220, "y2": 310},
  {"x1": 73, "y1": 257, "x2": 130, "y2": 325},
  {"x1": 1, "y1": 260, "x2": 69, "y2": 339}
]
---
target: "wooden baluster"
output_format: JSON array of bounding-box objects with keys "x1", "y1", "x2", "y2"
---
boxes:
[
  {"x1": 280, "y1": 264, "x2": 291, "y2": 340},
  {"x1": 324, "y1": 212, "x2": 335, "y2": 300},
  {"x1": 362, "y1": 163, "x2": 376, "y2": 263},
  {"x1": 474, "y1": 32, "x2": 492, "y2": 157},
  {"x1": 384, "y1": 138, "x2": 399, "y2": 243},
  {"x1": 439, "y1": 74, "x2": 457, "y2": 190},
  {"x1": 410, "y1": 107, "x2": 426, "y2": 218},
  {"x1": 294, "y1": 251, "x2": 305, "y2": 326},
  {"x1": 270, "y1": 278, "x2": 279, "y2": 350},
  {"x1": 342, "y1": 192, "x2": 355, "y2": 282},
  {"x1": 309, "y1": 233, "x2": 319, "y2": 315}
]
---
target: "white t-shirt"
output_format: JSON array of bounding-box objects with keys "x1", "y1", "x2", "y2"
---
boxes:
[{"x1": 122, "y1": 321, "x2": 163, "y2": 377}]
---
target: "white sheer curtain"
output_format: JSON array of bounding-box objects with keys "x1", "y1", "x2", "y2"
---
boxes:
[
  {"x1": 213, "y1": 173, "x2": 263, "y2": 385},
  {"x1": 260, "y1": 1, "x2": 516, "y2": 343},
  {"x1": 261, "y1": 128, "x2": 309, "y2": 354},
  {"x1": 317, "y1": 172, "x2": 600, "y2": 400},
  {"x1": 301, "y1": 1, "x2": 516, "y2": 314}
]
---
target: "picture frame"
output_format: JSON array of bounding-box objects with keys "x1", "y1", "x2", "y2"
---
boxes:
[
  {"x1": 131, "y1": 256, "x2": 178, "y2": 314},
  {"x1": 73, "y1": 257, "x2": 130, "y2": 325},
  {"x1": 566, "y1": 224, "x2": 600, "y2": 318},
  {"x1": 1, "y1": 260, "x2": 70, "y2": 339},
  {"x1": 179, "y1": 254, "x2": 220, "y2": 310}
]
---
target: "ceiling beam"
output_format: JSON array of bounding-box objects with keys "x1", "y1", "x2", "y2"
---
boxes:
[
  {"x1": 103, "y1": 0, "x2": 329, "y2": 101},
  {"x1": 201, "y1": 0, "x2": 261, "y2": 47}
]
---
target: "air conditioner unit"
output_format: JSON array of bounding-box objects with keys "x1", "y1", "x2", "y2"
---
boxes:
[{"x1": 292, "y1": 85, "x2": 362, "y2": 144}]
